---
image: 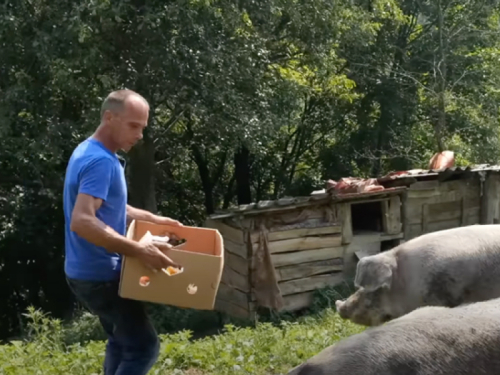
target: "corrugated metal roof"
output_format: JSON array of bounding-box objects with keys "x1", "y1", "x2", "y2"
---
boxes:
[
  {"x1": 378, "y1": 164, "x2": 500, "y2": 182},
  {"x1": 209, "y1": 187, "x2": 406, "y2": 219},
  {"x1": 208, "y1": 164, "x2": 500, "y2": 220}
]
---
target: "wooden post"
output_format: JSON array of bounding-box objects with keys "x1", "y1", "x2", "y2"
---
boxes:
[
  {"x1": 382, "y1": 195, "x2": 402, "y2": 235},
  {"x1": 402, "y1": 190, "x2": 411, "y2": 241},
  {"x1": 480, "y1": 173, "x2": 500, "y2": 224},
  {"x1": 338, "y1": 203, "x2": 353, "y2": 244},
  {"x1": 422, "y1": 204, "x2": 429, "y2": 234}
]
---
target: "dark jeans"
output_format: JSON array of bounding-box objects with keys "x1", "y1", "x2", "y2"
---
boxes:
[{"x1": 66, "y1": 277, "x2": 160, "y2": 375}]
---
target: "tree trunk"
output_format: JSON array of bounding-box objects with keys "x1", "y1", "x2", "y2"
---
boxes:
[
  {"x1": 223, "y1": 173, "x2": 236, "y2": 209},
  {"x1": 128, "y1": 127, "x2": 157, "y2": 213},
  {"x1": 190, "y1": 144, "x2": 215, "y2": 215},
  {"x1": 234, "y1": 145, "x2": 252, "y2": 204},
  {"x1": 435, "y1": 0, "x2": 447, "y2": 152},
  {"x1": 371, "y1": 87, "x2": 392, "y2": 177}
]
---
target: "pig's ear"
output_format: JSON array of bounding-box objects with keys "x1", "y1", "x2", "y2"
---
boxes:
[{"x1": 354, "y1": 256, "x2": 392, "y2": 292}]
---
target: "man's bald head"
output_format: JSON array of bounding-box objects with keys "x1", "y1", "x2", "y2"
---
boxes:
[
  {"x1": 97, "y1": 89, "x2": 150, "y2": 153},
  {"x1": 100, "y1": 89, "x2": 149, "y2": 119}
]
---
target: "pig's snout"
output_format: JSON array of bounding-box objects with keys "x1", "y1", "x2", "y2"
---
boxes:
[{"x1": 335, "y1": 299, "x2": 348, "y2": 318}]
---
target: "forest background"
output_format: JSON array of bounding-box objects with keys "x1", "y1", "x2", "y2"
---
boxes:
[{"x1": 1, "y1": 0, "x2": 500, "y2": 343}]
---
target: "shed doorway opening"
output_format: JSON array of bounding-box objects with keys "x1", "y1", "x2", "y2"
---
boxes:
[{"x1": 351, "y1": 201, "x2": 384, "y2": 234}]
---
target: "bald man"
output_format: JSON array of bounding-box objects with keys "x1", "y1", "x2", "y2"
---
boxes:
[{"x1": 63, "y1": 89, "x2": 182, "y2": 375}]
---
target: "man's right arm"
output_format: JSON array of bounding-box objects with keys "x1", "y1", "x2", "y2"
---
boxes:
[
  {"x1": 69, "y1": 156, "x2": 180, "y2": 270},
  {"x1": 70, "y1": 192, "x2": 144, "y2": 257}
]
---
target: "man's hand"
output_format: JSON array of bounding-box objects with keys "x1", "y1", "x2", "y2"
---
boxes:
[
  {"x1": 152, "y1": 216, "x2": 183, "y2": 227},
  {"x1": 126, "y1": 205, "x2": 184, "y2": 227},
  {"x1": 138, "y1": 234, "x2": 182, "y2": 271}
]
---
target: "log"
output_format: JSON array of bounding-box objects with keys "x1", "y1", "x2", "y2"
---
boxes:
[
  {"x1": 271, "y1": 246, "x2": 345, "y2": 268},
  {"x1": 275, "y1": 258, "x2": 343, "y2": 282}
]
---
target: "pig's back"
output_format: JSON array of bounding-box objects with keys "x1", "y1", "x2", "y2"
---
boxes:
[{"x1": 291, "y1": 299, "x2": 500, "y2": 375}]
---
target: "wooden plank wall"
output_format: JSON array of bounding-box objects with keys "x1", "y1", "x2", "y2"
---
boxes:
[
  {"x1": 403, "y1": 177, "x2": 481, "y2": 241},
  {"x1": 204, "y1": 218, "x2": 253, "y2": 319},
  {"x1": 246, "y1": 210, "x2": 346, "y2": 313},
  {"x1": 480, "y1": 173, "x2": 500, "y2": 224}
]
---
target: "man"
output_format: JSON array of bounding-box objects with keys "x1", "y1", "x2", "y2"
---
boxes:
[{"x1": 63, "y1": 89, "x2": 182, "y2": 375}]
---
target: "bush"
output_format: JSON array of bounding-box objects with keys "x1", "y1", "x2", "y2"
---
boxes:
[{"x1": 0, "y1": 299, "x2": 364, "y2": 375}]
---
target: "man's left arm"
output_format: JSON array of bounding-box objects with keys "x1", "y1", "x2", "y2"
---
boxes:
[{"x1": 126, "y1": 205, "x2": 183, "y2": 227}]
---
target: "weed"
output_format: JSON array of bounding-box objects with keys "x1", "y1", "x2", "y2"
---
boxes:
[{"x1": 0, "y1": 285, "x2": 362, "y2": 374}]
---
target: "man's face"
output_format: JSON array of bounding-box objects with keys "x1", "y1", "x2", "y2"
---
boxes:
[{"x1": 107, "y1": 96, "x2": 149, "y2": 152}]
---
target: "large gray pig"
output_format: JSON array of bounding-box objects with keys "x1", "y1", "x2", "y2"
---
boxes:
[
  {"x1": 287, "y1": 297, "x2": 500, "y2": 375},
  {"x1": 335, "y1": 224, "x2": 500, "y2": 326}
]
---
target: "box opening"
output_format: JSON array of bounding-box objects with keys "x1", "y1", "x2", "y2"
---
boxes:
[
  {"x1": 351, "y1": 201, "x2": 383, "y2": 234},
  {"x1": 139, "y1": 276, "x2": 150, "y2": 287},
  {"x1": 137, "y1": 274, "x2": 198, "y2": 295},
  {"x1": 133, "y1": 220, "x2": 220, "y2": 257}
]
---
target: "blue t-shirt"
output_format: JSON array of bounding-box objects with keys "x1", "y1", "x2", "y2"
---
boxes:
[{"x1": 63, "y1": 137, "x2": 128, "y2": 281}]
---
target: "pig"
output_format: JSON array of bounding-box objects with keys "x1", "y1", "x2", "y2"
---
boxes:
[
  {"x1": 335, "y1": 224, "x2": 500, "y2": 326},
  {"x1": 287, "y1": 297, "x2": 500, "y2": 375}
]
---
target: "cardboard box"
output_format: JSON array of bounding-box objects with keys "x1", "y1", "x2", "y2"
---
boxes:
[{"x1": 119, "y1": 220, "x2": 224, "y2": 310}]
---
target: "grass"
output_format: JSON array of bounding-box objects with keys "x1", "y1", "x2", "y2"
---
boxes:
[{"x1": 0, "y1": 284, "x2": 364, "y2": 375}]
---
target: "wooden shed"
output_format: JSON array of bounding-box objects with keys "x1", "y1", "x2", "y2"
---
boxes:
[
  {"x1": 205, "y1": 165, "x2": 500, "y2": 320},
  {"x1": 379, "y1": 165, "x2": 500, "y2": 240}
]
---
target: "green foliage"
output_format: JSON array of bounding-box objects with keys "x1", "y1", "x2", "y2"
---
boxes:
[
  {"x1": 0, "y1": 303, "x2": 364, "y2": 375},
  {"x1": 2, "y1": 0, "x2": 500, "y2": 341}
]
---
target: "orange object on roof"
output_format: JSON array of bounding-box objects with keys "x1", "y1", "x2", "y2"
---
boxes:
[
  {"x1": 428, "y1": 151, "x2": 455, "y2": 170},
  {"x1": 327, "y1": 177, "x2": 385, "y2": 194}
]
